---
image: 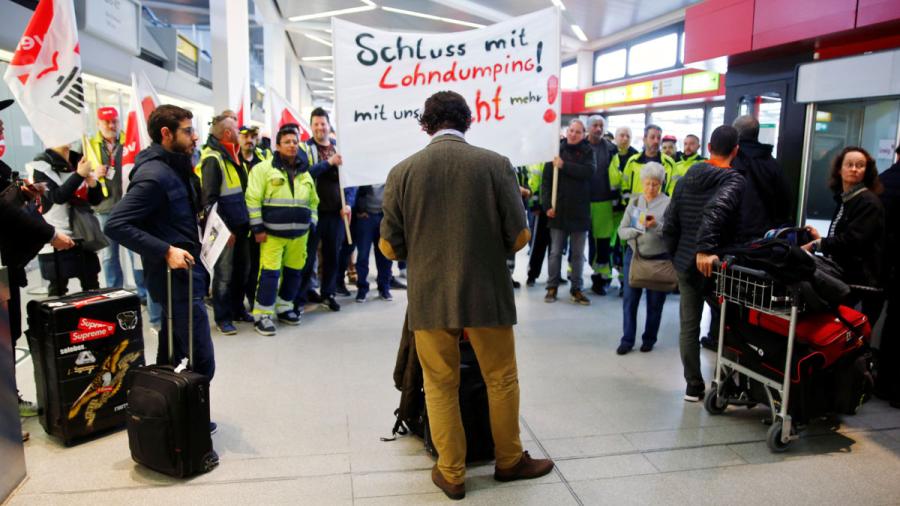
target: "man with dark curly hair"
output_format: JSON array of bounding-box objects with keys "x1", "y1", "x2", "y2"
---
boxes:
[{"x1": 380, "y1": 91, "x2": 554, "y2": 500}]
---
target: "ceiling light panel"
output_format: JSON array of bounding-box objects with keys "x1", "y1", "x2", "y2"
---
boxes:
[
  {"x1": 288, "y1": 0, "x2": 376, "y2": 22},
  {"x1": 381, "y1": 6, "x2": 486, "y2": 28},
  {"x1": 571, "y1": 24, "x2": 588, "y2": 42}
]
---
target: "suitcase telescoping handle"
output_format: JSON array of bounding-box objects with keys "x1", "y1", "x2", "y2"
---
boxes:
[{"x1": 166, "y1": 258, "x2": 194, "y2": 368}]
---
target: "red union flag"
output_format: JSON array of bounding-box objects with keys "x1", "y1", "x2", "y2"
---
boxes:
[
  {"x1": 3, "y1": 0, "x2": 84, "y2": 147},
  {"x1": 121, "y1": 71, "x2": 160, "y2": 191},
  {"x1": 268, "y1": 89, "x2": 311, "y2": 142},
  {"x1": 236, "y1": 81, "x2": 248, "y2": 127}
]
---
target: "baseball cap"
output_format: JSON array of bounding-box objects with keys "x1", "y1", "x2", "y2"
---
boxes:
[
  {"x1": 97, "y1": 107, "x2": 118, "y2": 121},
  {"x1": 662, "y1": 135, "x2": 677, "y2": 143},
  {"x1": 239, "y1": 125, "x2": 259, "y2": 135},
  {"x1": 0, "y1": 99, "x2": 13, "y2": 112}
]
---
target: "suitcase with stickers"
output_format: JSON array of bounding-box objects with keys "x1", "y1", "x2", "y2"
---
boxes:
[
  {"x1": 125, "y1": 265, "x2": 218, "y2": 478},
  {"x1": 25, "y1": 288, "x2": 145, "y2": 446}
]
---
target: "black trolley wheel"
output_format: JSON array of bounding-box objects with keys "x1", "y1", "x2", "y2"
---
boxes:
[
  {"x1": 766, "y1": 421, "x2": 791, "y2": 452},
  {"x1": 704, "y1": 385, "x2": 728, "y2": 415}
]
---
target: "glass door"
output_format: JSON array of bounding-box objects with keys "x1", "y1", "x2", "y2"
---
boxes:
[{"x1": 806, "y1": 98, "x2": 900, "y2": 222}]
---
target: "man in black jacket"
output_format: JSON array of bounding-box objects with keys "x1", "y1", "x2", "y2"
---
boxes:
[
  {"x1": 877, "y1": 147, "x2": 900, "y2": 408},
  {"x1": 663, "y1": 126, "x2": 744, "y2": 402},
  {"x1": 586, "y1": 115, "x2": 619, "y2": 295},
  {"x1": 0, "y1": 99, "x2": 75, "y2": 432},
  {"x1": 541, "y1": 119, "x2": 595, "y2": 305},
  {"x1": 105, "y1": 106, "x2": 218, "y2": 414},
  {"x1": 731, "y1": 115, "x2": 792, "y2": 240}
]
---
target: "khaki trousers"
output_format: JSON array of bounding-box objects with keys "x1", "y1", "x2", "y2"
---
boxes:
[{"x1": 414, "y1": 326, "x2": 523, "y2": 484}]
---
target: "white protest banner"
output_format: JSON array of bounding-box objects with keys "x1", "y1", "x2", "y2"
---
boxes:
[
  {"x1": 333, "y1": 7, "x2": 560, "y2": 188},
  {"x1": 200, "y1": 204, "x2": 230, "y2": 274}
]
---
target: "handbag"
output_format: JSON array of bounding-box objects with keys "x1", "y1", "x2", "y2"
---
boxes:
[
  {"x1": 69, "y1": 204, "x2": 109, "y2": 252},
  {"x1": 628, "y1": 240, "x2": 677, "y2": 292}
]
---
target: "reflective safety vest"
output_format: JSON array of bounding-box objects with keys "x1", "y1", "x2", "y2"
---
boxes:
[
  {"x1": 197, "y1": 146, "x2": 249, "y2": 228},
  {"x1": 620, "y1": 152, "x2": 676, "y2": 197},
  {"x1": 245, "y1": 145, "x2": 319, "y2": 239},
  {"x1": 667, "y1": 153, "x2": 707, "y2": 195}
]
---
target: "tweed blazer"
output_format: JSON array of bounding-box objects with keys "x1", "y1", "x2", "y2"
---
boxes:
[{"x1": 381, "y1": 134, "x2": 527, "y2": 331}]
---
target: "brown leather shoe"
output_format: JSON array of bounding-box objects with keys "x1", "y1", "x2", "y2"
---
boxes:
[
  {"x1": 431, "y1": 465, "x2": 465, "y2": 500},
  {"x1": 494, "y1": 451, "x2": 555, "y2": 482}
]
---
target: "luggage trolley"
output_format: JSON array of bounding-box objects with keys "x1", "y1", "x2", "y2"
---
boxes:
[{"x1": 705, "y1": 258, "x2": 802, "y2": 452}]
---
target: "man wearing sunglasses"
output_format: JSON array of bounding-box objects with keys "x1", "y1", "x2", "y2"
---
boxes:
[{"x1": 106, "y1": 106, "x2": 218, "y2": 429}]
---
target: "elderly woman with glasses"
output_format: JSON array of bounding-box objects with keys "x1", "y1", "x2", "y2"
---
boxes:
[{"x1": 616, "y1": 162, "x2": 671, "y2": 355}]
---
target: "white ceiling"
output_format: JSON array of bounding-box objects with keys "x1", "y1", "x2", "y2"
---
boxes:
[{"x1": 143, "y1": 0, "x2": 701, "y2": 107}]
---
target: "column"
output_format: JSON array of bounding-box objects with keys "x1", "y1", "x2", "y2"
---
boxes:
[
  {"x1": 210, "y1": 0, "x2": 250, "y2": 114},
  {"x1": 576, "y1": 50, "x2": 594, "y2": 90}
]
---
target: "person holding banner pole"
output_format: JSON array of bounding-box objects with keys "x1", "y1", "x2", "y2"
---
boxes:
[
  {"x1": 88, "y1": 107, "x2": 151, "y2": 305},
  {"x1": 541, "y1": 119, "x2": 595, "y2": 305},
  {"x1": 29, "y1": 144, "x2": 105, "y2": 296},
  {"x1": 297, "y1": 108, "x2": 355, "y2": 313}
]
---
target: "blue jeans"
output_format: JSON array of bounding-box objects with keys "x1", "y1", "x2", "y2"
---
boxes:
[
  {"x1": 154, "y1": 265, "x2": 215, "y2": 380},
  {"x1": 354, "y1": 212, "x2": 392, "y2": 295},
  {"x1": 621, "y1": 246, "x2": 668, "y2": 348}
]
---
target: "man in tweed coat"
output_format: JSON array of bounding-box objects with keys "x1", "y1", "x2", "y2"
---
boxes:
[{"x1": 380, "y1": 91, "x2": 554, "y2": 500}]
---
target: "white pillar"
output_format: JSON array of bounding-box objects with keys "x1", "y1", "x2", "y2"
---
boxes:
[
  {"x1": 288, "y1": 55, "x2": 301, "y2": 108},
  {"x1": 210, "y1": 0, "x2": 250, "y2": 114},
  {"x1": 577, "y1": 50, "x2": 594, "y2": 89},
  {"x1": 263, "y1": 22, "x2": 287, "y2": 130}
]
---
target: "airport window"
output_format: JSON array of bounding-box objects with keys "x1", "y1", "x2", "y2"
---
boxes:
[
  {"x1": 649, "y1": 108, "x2": 705, "y2": 154},
  {"x1": 561, "y1": 61, "x2": 578, "y2": 90},
  {"x1": 628, "y1": 33, "x2": 679, "y2": 76},
  {"x1": 594, "y1": 48, "x2": 626, "y2": 83},
  {"x1": 607, "y1": 112, "x2": 648, "y2": 151}
]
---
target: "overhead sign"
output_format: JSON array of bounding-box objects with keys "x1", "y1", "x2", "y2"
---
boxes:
[
  {"x1": 333, "y1": 7, "x2": 561, "y2": 188},
  {"x1": 77, "y1": 0, "x2": 141, "y2": 56},
  {"x1": 584, "y1": 71, "x2": 720, "y2": 109}
]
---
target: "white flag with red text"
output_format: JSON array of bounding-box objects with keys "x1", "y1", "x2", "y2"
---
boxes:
[
  {"x1": 3, "y1": 0, "x2": 84, "y2": 148},
  {"x1": 121, "y1": 71, "x2": 160, "y2": 191},
  {"x1": 268, "y1": 89, "x2": 311, "y2": 142}
]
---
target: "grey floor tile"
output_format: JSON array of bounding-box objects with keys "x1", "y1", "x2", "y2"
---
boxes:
[
  {"x1": 643, "y1": 445, "x2": 746, "y2": 472},
  {"x1": 555, "y1": 453, "x2": 657, "y2": 482},
  {"x1": 540, "y1": 434, "x2": 636, "y2": 459},
  {"x1": 11, "y1": 256, "x2": 900, "y2": 505}
]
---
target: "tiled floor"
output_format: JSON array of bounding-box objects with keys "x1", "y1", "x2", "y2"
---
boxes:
[{"x1": 10, "y1": 252, "x2": 900, "y2": 505}]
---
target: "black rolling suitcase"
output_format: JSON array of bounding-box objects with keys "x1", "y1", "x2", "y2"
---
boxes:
[
  {"x1": 25, "y1": 288, "x2": 145, "y2": 446},
  {"x1": 126, "y1": 265, "x2": 218, "y2": 477}
]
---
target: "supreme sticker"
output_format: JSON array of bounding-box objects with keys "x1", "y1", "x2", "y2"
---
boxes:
[{"x1": 69, "y1": 318, "x2": 116, "y2": 344}]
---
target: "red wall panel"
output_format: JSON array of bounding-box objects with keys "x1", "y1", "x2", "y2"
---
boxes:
[
  {"x1": 856, "y1": 0, "x2": 900, "y2": 28},
  {"x1": 683, "y1": 0, "x2": 754, "y2": 63},
  {"x1": 752, "y1": 0, "x2": 856, "y2": 50}
]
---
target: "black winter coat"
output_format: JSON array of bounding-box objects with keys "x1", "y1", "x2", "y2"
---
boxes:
[
  {"x1": 820, "y1": 184, "x2": 884, "y2": 288},
  {"x1": 105, "y1": 143, "x2": 204, "y2": 301},
  {"x1": 589, "y1": 138, "x2": 618, "y2": 202},
  {"x1": 880, "y1": 163, "x2": 900, "y2": 286},
  {"x1": 541, "y1": 139, "x2": 595, "y2": 232},
  {"x1": 663, "y1": 162, "x2": 745, "y2": 273},
  {"x1": 732, "y1": 139, "x2": 792, "y2": 241}
]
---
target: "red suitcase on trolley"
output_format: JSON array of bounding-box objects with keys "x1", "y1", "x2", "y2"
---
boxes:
[{"x1": 747, "y1": 306, "x2": 870, "y2": 369}]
